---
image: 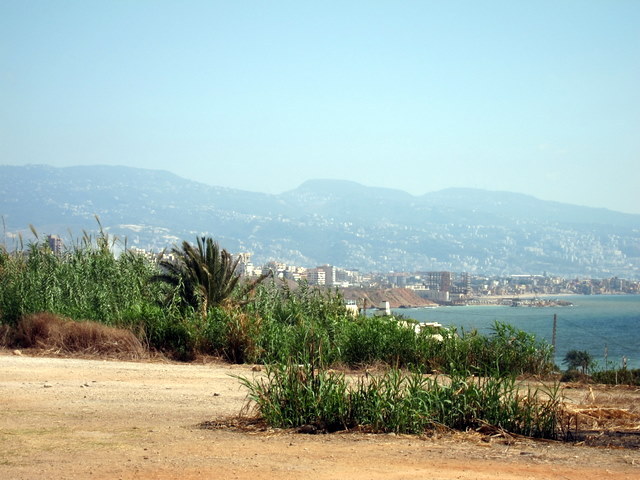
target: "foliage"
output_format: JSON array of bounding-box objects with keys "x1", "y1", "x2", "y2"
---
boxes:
[
  {"x1": 201, "y1": 306, "x2": 263, "y2": 364},
  {"x1": 339, "y1": 315, "x2": 419, "y2": 367},
  {"x1": 126, "y1": 303, "x2": 198, "y2": 361},
  {"x1": 591, "y1": 368, "x2": 640, "y2": 386},
  {"x1": 154, "y1": 236, "x2": 270, "y2": 317},
  {"x1": 563, "y1": 350, "x2": 594, "y2": 374},
  {"x1": 239, "y1": 361, "x2": 563, "y2": 439},
  {"x1": 560, "y1": 369, "x2": 590, "y2": 383},
  {"x1": 481, "y1": 322, "x2": 553, "y2": 375},
  {"x1": 248, "y1": 280, "x2": 352, "y2": 366},
  {"x1": 1, "y1": 228, "x2": 555, "y2": 372},
  {"x1": 0, "y1": 231, "x2": 162, "y2": 327}
]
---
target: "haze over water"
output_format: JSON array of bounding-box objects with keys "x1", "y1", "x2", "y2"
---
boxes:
[{"x1": 398, "y1": 295, "x2": 640, "y2": 370}]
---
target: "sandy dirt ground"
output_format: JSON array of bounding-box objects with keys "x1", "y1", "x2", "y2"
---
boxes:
[{"x1": 1, "y1": 351, "x2": 639, "y2": 480}]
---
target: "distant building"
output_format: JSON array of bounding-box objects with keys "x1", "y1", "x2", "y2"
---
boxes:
[
  {"x1": 47, "y1": 235, "x2": 63, "y2": 254},
  {"x1": 345, "y1": 300, "x2": 359, "y2": 317},
  {"x1": 316, "y1": 264, "x2": 336, "y2": 286},
  {"x1": 306, "y1": 268, "x2": 326, "y2": 286},
  {"x1": 423, "y1": 271, "x2": 452, "y2": 293}
]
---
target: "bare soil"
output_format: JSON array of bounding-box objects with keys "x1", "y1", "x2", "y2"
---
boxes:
[{"x1": 1, "y1": 350, "x2": 639, "y2": 480}]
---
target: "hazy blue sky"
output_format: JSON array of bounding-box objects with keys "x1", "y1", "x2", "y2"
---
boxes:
[{"x1": 2, "y1": 1, "x2": 639, "y2": 213}]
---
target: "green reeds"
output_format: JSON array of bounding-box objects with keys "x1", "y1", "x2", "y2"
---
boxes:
[
  {"x1": 1, "y1": 229, "x2": 555, "y2": 372},
  {"x1": 240, "y1": 362, "x2": 563, "y2": 439},
  {"x1": 0, "y1": 236, "x2": 162, "y2": 327}
]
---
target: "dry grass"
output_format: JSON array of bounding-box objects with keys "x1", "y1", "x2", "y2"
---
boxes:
[
  {"x1": 11, "y1": 312, "x2": 145, "y2": 359},
  {"x1": 562, "y1": 384, "x2": 640, "y2": 432}
]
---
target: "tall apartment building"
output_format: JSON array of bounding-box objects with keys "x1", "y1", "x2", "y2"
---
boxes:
[
  {"x1": 47, "y1": 235, "x2": 63, "y2": 254},
  {"x1": 306, "y1": 268, "x2": 326, "y2": 286},
  {"x1": 316, "y1": 264, "x2": 336, "y2": 286},
  {"x1": 424, "y1": 271, "x2": 452, "y2": 293}
]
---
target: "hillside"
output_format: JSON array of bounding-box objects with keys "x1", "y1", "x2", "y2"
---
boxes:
[
  {"x1": 1, "y1": 164, "x2": 639, "y2": 278},
  {"x1": 340, "y1": 287, "x2": 436, "y2": 309}
]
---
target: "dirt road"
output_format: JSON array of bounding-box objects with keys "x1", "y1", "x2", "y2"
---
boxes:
[{"x1": 1, "y1": 351, "x2": 638, "y2": 479}]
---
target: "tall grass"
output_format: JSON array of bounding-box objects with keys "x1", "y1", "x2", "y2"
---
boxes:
[
  {"x1": 0, "y1": 236, "x2": 163, "y2": 327},
  {"x1": 1, "y1": 231, "x2": 554, "y2": 372},
  {"x1": 247, "y1": 281, "x2": 352, "y2": 365},
  {"x1": 340, "y1": 314, "x2": 419, "y2": 367},
  {"x1": 415, "y1": 322, "x2": 554, "y2": 376},
  {"x1": 239, "y1": 361, "x2": 563, "y2": 438},
  {"x1": 0, "y1": 230, "x2": 196, "y2": 358}
]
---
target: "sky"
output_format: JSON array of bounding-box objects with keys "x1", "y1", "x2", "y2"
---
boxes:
[{"x1": 1, "y1": 1, "x2": 639, "y2": 214}]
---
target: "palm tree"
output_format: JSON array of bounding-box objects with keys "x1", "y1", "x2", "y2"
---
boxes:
[
  {"x1": 154, "y1": 236, "x2": 269, "y2": 316},
  {"x1": 563, "y1": 349, "x2": 594, "y2": 374}
]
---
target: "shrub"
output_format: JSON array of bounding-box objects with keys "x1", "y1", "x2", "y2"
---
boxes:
[
  {"x1": 339, "y1": 315, "x2": 418, "y2": 367},
  {"x1": 200, "y1": 307, "x2": 264, "y2": 363},
  {"x1": 413, "y1": 322, "x2": 554, "y2": 376},
  {"x1": 249, "y1": 281, "x2": 350, "y2": 366},
  {"x1": 139, "y1": 307, "x2": 197, "y2": 361}
]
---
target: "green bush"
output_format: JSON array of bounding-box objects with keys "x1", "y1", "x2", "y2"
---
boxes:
[
  {"x1": 142, "y1": 309, "x2": 197, "y2": 361},
  {"x1": 249, "y1": 281, "x2": 350, "y2": 366},
  {"x1": 412, "y1": 322, "x2": 553, "y2": 376},
  {"x1": 339, "y1": 315, "x2": 418, "y2": 367}
]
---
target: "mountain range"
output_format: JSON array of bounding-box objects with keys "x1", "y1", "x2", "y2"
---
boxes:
[{"x1": 1, "y1": 164, "x2": 639, "y2": 279}]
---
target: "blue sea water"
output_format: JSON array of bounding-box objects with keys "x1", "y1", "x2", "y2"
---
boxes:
[{"x1": 394, "y1": 295, "x2": 640, "y2": 370}]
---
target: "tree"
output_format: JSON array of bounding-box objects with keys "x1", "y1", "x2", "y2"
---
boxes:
[
  {"x1": 563, "y1": 349, "x2": 594, "y2": 374},
  {"x1": 154, "y1": 236, "x2": 269, "y2": 317}
]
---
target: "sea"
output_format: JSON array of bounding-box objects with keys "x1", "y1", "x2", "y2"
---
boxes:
[{"x1": 393, "y1": 295, "x2": 640, "y2": 370}]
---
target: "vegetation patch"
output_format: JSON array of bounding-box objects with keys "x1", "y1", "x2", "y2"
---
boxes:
[
  {"x1": 591, "y1": 368, "x2": 640, "y2": 386},
  {"x1": 0, "y1": 230, "x2": 554, "y2": 372},
  {"x1": 238, "y1": 362, "x2": 564, "y2": 439}
]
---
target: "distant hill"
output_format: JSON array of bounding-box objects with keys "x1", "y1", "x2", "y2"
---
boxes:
[
  {"x1": 340, "y1": 288, "x2": 436, "y2": 309},
  {"x1": 1, "y1": 164, "x2": 639, "y2": 279}
]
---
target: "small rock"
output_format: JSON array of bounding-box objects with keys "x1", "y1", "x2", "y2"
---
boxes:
[
  {"x1": 12, "y1": 349, "x2": 22, "y2": 356},
  {"x1": 43, "y1": 383, "x2": 53, "y2": 388},
  {"x1": 251, "y1": 365, "x2": 262, "y2": 372}
]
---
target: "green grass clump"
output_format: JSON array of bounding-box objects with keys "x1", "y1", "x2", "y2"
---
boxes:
[{"x1": 239, "y1": 362, "x2": 563, "y2": 438}]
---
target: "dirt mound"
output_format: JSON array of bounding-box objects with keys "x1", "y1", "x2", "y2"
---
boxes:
[
  {"x1": 341, "y1": 287, "x2": 436, "y2": 308},
  {"x1": 11, "y1": 312, "x2": 145, "y2": 358}
]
